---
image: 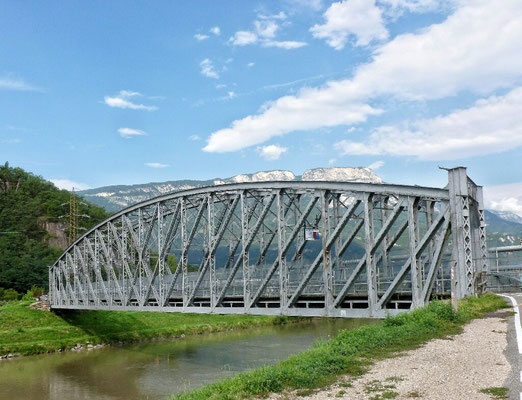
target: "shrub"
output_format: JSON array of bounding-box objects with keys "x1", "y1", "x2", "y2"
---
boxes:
[
  {"x1": 2, "y1": 288, "x2": 20, "y2": 301},
  {"x1": 22, "y1": 291, "x2": 35, "y2": 301},
  {"x1": 31, "y1": 285, "x2": 44, "y2": 298}
]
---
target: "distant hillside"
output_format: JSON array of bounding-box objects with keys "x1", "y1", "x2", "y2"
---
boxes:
[
  {"x1": 79, "y1": 167, "x2": 382, "y2": 212},
  {"x1": 485, "y1": 209, "x2": 522, "y2": 247},
  {"x1": 0, "y1": 163, "x2": 110, "y2": 292}
]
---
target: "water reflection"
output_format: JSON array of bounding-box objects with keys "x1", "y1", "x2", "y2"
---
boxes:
[{"x1": 0, "y1": 318, "x2": 375, "y2": 400}]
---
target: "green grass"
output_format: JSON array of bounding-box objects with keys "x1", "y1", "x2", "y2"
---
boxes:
[
  {"x1": 0, "y1": 300, "x2": 296, "y2": 356},
  {"x1": 172, "y1": 293, "x2": 508, "y2": 400},
  {"x1": 479, "y1": 386, "x2": 509, "y2": 399}
]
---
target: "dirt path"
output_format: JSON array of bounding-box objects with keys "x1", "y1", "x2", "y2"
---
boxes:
[{"x1": 272, "y1": 315, "x2": 511, "y2": 400}]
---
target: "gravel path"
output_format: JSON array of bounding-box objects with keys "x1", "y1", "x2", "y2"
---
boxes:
[{"x1": 271, "y1": 316, "x2": 510, "y2": 400}]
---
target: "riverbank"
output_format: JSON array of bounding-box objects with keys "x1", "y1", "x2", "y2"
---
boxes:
[
  {"x1": 272, "y1": 313, "x2": 510, "y2": 399},
  {"x1": 0, "y1": 300, "x2": 295, "y2": 357},
  {"x1": 172, "y1": 294, "x2": 508, "y2": 400}
]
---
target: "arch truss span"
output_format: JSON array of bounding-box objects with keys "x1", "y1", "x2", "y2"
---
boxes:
[{"x1": 49, "y1": 167, "x2": 488, "y2": 318}]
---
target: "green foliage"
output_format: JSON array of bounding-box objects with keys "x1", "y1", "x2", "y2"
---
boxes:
[
  {"x1": 0, "y1": 162, "x2": 110, "y2": 292},
  {"x1": 30, "y1": 284, "x2": 44, "y2": 298},
  {"x1": 22, "y1": 291, "x2": 36, "y2": 301},
  {"x1": 1, "y1": 288, "x2": 19, "y2": 301},
  {"x1": 479, "y1": 386, "x2": 509, "y2": 399},
  {"x1": 172, "y1": 294, "x2": 508, "y2": 400},
  {"x1": 150, "y1": 253, "x2": 180, "y2": 273},
  {"x1": 0, "y1": 300, "x2": 296, "y2": 356}
]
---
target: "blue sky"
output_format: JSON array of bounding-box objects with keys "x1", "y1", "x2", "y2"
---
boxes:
[{"x1": 1, "y1": 0, "x2": 522, "y2": 215}]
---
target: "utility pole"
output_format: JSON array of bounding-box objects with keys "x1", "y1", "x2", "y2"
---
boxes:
[{"x1": 59, "y1": 188, "x2": 90, "y2": 246}]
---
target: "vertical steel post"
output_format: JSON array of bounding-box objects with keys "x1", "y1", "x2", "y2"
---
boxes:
[
  {"x1": 321, "y1": 191, "x2": 333, "y2": 313},
  {"x1": 241, "y1": 192, "x2": 251, "y2": 310},
  {"x1": 277, "y1": 190, "x2": 288, "y2": 312},
  {"x1": 208, "y1": 193, "x2": 217, "y2": 308},
  {"x1": 333, "y1": 194, "x2": 342, "y2": 295},
  {"x1": 364, "y1": 193, "x2": 377, "y2": 314},
  {"x1": 157, "y1": 204, "x2": 164, "y2": 305},
  {"x1": 380, "y1": 197, "x2": 391, "y2": 280},
  {"x1": 408, "y1": 196, "x2": 422, "y2": 308},
  {"x1": 448, "y1": 167, "x2": 476, "y2": 299},
  {"x1": 181, "y1": 198, "x2": 189, "y2": 309},
  {"x1": 425, "y1": 200, "x2": 435, "y2": 282},
  {"x1": 475, "y1": 186, "x2": 489, "y2": 293}
]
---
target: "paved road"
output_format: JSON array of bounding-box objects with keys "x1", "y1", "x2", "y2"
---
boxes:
[{"x1": 501, "y1": 294, "x2": 522, "y2": 400}]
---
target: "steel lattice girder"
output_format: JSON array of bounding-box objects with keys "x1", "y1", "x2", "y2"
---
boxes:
[{"x1": 49, "y1": 170, "x2": 488, "y2": 318}]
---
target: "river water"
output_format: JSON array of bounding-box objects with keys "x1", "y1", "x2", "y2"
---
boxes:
[{"x1": 0, "y1": 318, "x2": 374, "y2": 400}]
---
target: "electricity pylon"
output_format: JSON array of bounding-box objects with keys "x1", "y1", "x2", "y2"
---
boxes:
[
  {"x1": 69, "y1": 189, "x2": 78, "y2": 245},
  {"x1": 60, "y1": 188, "x2": 89, "y2": 246}
]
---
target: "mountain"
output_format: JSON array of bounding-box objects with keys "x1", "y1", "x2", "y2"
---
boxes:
[
  {"x1": 79, "y1": 167, "x2": 382, "y2": 212},
  {"x1": 484, "y1": 209, "x2": 522, "y2": 247},
  {"x1": 488, "y1": 209, "x2": 522, "y2": 225},
  {"x1": 0, "y1": 163, "x2": 110, "y2": 293}
]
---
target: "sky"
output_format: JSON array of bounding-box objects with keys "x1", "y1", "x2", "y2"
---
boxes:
[{"x1": 1, "y1": 0, "x2": 522, "y2": 216}]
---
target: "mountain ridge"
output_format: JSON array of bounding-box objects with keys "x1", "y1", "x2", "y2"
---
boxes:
[{"x1": 79, "y1": 167, "x2": 382, "y2": 212}]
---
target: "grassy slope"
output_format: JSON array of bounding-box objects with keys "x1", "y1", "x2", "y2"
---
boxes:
[
  {"x1": 172, "y1": 294, "x2": 508, "y2": 400},
  {"x1": 0, "y1": 301, "x2": 291, "y2": 356}
]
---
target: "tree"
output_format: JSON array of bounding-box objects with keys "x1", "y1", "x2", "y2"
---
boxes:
[{"x1": 0, "y1": 163, "x2": 110, "y2": 292}]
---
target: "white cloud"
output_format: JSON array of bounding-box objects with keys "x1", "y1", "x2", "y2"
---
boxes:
[
  {"x1": 204, "y1": 0, "x2": 522, "y2": 153},
  {"x1": 145, "y1": 162, "x2": 170, "y2": 168},
  {"x1": 379, "y1": 0, "x2": 454, "y2": 15},
  {"x1": 119, "y1": 90, "x2": 140, "y2": 97},
  {"x1": 189, "y1": 135, "x2": 201, "y2": 141},
  {"x1": 104, "y1": 90, "x2": 158, "y2": 111},
  {"x1": 311, "y1": 0, "x2": 389, "y2": 49},
  {"x1": 367, "y1": 160, "x2": 385, "y2": 170},
  {"x1": 328, "y1": 158, "x2": 337, "y2": 165},
  {"x1": 247, "y1": 62, "x2": 255, "y2": 67},
  {"x1": 200, "y1": 59, "x2": 219, "y2": 79},
  {"x1": 229, "y1": 31, "x2": 258, "y2": 46},
  {"x1": 258, "y1": 144, "x2": 288, "y2": 160},
  {"x1": 210, "y1": 26, "x2": 221, "y2": 35},
  {"x1": 336, "y1": 87, "x2": 522, "y2": 160},
  {"x1": 0, "y1": 76, "x2": 40, "y2": 91},
  {"x1": 194, "y1": 33, "x2": 209, "y2": 41},
  {"x1": 484, "y1": 182, "x2": 522, "y2": 218},
  {"x1": 255, "y1": 20, "x2": 279, "y2": 38},
  {"x1": 258, "y1": 11, "x2": 288, "y2": 20},
  {"x1": 229, "y1": 14, "x2": 306, "y2": 49},
  {"x1": 118, "y1": 127, "x2": 147, "y2": 139},
  {"x1": 204, "y1": 97, "x2": 380, "y2": 152},
  {"x1": 50, "y1": 179, "x2": 91, "y2": 191},
  {"x1": 263, "y1": 40, "x2": 308, "y2": 49}
]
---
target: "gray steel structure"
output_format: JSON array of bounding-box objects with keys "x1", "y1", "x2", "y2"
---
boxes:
[
  {"x1": 49, "y1": 167, "x2": 488, "y2": 318},
  {"x1": 487, "y1": 245, "x2": 522, "y2": 292}
]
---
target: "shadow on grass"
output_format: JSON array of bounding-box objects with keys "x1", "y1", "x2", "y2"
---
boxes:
[{"x1": 54, "y1": 309, "x2": 151, "y2": 341}]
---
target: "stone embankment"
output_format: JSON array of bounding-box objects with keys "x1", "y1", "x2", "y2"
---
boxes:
[{"x1": 28, "y1": 300, "x2": 50, "y2": 312}]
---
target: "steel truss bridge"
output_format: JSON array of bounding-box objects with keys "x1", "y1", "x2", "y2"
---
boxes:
[{"x1": 49, "y1": 167, "x2": 489, "y2": 318}]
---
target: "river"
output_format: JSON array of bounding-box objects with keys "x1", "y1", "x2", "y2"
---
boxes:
[{"x1": 0, "y1": 318, "x2": 375, "y2": 400}]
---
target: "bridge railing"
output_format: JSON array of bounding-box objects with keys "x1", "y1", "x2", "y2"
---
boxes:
[{"x1": 486, "y1": 245, "x2": 522, "y2": 292}]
